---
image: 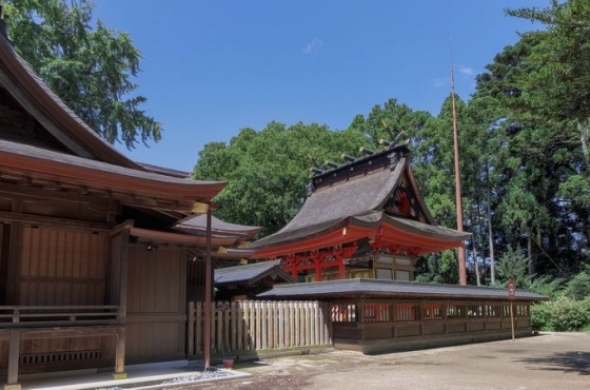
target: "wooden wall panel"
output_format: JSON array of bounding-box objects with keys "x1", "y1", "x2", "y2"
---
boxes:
[
  {"x1": 127, "y1": 247, "x2": 185, "y2": 315},
  {"x1": 18, "y1": 225, "x2": 107, "y2": 305},
  {"x1": 126, "y1": 246, "x2": 187, "y2": 362},
  {"x1": 0, "y1": 340, "x2": 7, "y2": 368}
]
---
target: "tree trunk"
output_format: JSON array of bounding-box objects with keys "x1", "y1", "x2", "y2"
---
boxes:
[
  {"x1": 471, "y1": 236, "x2": 481, "y2": 286},
  {"x1": 485, "y1": 161, "x2": 496, "y2": 285},
  {"x1": 527, "y1": 230, "x2": 534, "y2": 275},
  {"x1": 578, "y1": 120, "x2": 590, "y2": 171}
]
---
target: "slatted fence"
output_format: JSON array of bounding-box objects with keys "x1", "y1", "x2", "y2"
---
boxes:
[{"x1": 187, "y1": 300, "x2": 333, "y2": 357}]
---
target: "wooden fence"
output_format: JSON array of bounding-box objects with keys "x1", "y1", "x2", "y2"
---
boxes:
[{"x1": 187, "y1": 300, "x2": 333, "y2": 357}]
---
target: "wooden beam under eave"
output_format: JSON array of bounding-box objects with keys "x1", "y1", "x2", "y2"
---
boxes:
[
  {"x1": 0, "y1": 210, "x2": 111, "y2": 231},
  {"x1": 0, "y1": 181, "x2": 111, "y2": 206},
  {"x1": 0, "y1": 178, "x2": 193, "y2": 213}
]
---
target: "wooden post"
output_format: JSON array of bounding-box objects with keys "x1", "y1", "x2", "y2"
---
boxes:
[
  {"x1": 338, "y1": 255, "x2": 346, "y2": 279},
  {"x1": 203, "y1": 207, "x2": 213, "y2": 370},
  {"x1": 315, "y1": 256, "x2": 322, "y2": 282},
  {"x1": 510, "y1": 301, "x2": 515, "y2": 342},
  {"x1": 113, "y1": 227, "x2": 130, "y2": 379},
  {"x1": 5, "y1": 331, "x2": 21, "y2": 390}
]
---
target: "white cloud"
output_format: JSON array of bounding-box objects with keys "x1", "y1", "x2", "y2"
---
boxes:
[
  {"x1": 430, "y1": 78, "x2": 449, "y2": 88},
  {"x1": 459, "y1": 65, "x2": 474, "y2": 76},
  {"x1": 303, "y1": 38, "x2": 324, "y2": 54}
]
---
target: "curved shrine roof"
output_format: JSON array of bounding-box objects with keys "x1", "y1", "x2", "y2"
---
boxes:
[{"x1": 252, "y1": 152, "x2": 471, "y2": 256}]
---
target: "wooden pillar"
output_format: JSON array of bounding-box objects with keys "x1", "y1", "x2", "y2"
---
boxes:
[
  {"x1": 338, "y1": 255, "x2": 346, "y2": 279},
  {"x1": 289, "y1": 258, "x2": 298, "y2": 279},
  {"x1": 203, "y1": 207, "x2": 212, "y2": 370},
  {"x1": 5, "y1": 331, "x2": 21, "y2": 390},
  {"x1": 314, "y1": 256, "x2": 322, "y2": 282},
  {"x1": 114, "y1": 328, "x2": 126, "y2": 379},
  {"x1": 110, "y1": 224, "x2": 131, "y2": 380}
]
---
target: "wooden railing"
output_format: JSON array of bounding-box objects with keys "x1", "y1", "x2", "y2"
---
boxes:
[
  {"x1": 187, "y1": 300, "x2": 333, "y2": 357},
  {"x1": 0, "y1": 305, "x2": 121, "y2": 329}
]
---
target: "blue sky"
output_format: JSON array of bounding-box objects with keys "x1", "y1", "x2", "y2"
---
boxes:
[{"x1": 93, "y1": 0, "x2": 547, "y2": 172}]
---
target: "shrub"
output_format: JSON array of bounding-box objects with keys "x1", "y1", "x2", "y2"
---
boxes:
[
  {"x1": 563, "y1": 271, "x2": 590, "y2": 301},
  {"x1": 532, "y1": 296, "x2": 590, "y2": 331},
  {"x1": 531, "y1": 301, "x2": 554, "y2": 330}
]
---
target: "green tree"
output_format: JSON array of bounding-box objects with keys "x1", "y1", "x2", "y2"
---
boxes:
[
  {"x1": 194, "y1": 122, "x2": 371, "y2": 236},
  {"x1": 3, "y1": 0, "x2": 161, "y2": 148},
  {"x1": 495, "y1": 247, "x2": 531, "y2": 288}
]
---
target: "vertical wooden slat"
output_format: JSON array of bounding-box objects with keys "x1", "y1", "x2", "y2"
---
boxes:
[
  {"x1": 248, "y1": 301, "x2": 255, "y2": 350},
  {"x1": 236, "y1": 302, "x2": 243, "y2": 351},
  {"x1": 294, "y1": 302, "x2": 300, "y2": 347},
  {"x1": 214, "y1": 303, "x2": 220, "y2": 353},
  {"x1": 278, "y1": 302, "x2": 284, "y2": 349},
  {"x1": 305, "y1": 302, "x2": 314, "y2": 345},
  {"x1": 196, "y1": 301, "x2": 203, "y2": 354},
  {"x1": 231, "y1": 301, "x2": 238, "y2": 352},
  {"x1": 255, "y1": 301, "x2": 262, "y2": 350}
]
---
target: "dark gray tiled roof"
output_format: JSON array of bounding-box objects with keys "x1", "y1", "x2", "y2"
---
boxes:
[
  {"x1": 252, "y1": 161, "x2": 406, "y2": 249},
  {"x1": 175, "y1": 214, "x2": 260, "y2": 238},
  {"x1": 381, "y1": 214, "x2": 470, "y2": 240},
  {"x1": 257, "y1": 278, "x2": 548, "y2": 301},
  {"x1": 215, "y1": 260, "x2": 295, "y2": 285},
  {"x1": 252, "y1": 158, "x2": 471, "y2": 252}
]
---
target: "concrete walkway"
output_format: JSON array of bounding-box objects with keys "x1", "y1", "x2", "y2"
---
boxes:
[{"x1": 19, "y1": 361, "x2": 248, "y2": 390}]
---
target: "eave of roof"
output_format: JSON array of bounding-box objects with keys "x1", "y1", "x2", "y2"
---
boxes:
[
  {"x1": 215, "y1": 260, "x2": 296, "y2": 286},
  {"x1": 131, "y1": 227, "x2": 238, "y2": 247},
  {"x1": 257, "y1": 278, "x2": 548, "y2": 301},
  {"x1": 252, "y1": 211, "x2": 471, "y2": 258},
  {"x1": 173, "y1": 214, "x2": 261, "y2": 239},
  {"x1": 0, "y1": 33, "x2": 144, "y2": 169},
  {"x1": 0, "y1": 139, "x2": 225, "y2": 202}
]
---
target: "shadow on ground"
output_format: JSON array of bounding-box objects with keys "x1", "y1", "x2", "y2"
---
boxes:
[{"x1": 519, "y1": 351, "x2": 590, "y2": 375}]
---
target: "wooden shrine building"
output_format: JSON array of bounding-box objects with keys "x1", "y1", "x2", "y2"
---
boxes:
[
  {"x1": 252, "y1": 140, "x2": 547, "y2": 353},
  {"x1": 252, "y1": 140, "x2": 471, "y2": 281},
  {"x1": 0, "y1": 17, "x2": 252, "y2": 389}
]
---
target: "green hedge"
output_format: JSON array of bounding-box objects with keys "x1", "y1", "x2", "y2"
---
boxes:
[{"x1": 531, "y1": 296, "x2": 590, "y2": 331}]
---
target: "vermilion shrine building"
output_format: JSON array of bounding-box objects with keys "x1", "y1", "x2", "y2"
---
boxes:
[
  {"x1": 253, "y1": 141, "x2": 546, "y2": 353},
  {"x1": 252, "y1": 141, "x2": 470, "y2": 281}
]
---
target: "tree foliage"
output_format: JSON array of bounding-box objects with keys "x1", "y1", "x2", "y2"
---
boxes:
[
  {"x1": 3, "y1": 0, "x2": 161, "y2": 148},
  {"x1": 189, "y1": 0, "x2": 590, "y2": 301},
  {"x1": 194, "y1": 122, "x2": 371, "y2": 236}
]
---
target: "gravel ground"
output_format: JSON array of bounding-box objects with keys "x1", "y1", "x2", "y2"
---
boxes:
[{"x1": 169, "y1": 332, "x2": 590, "y2": 390}]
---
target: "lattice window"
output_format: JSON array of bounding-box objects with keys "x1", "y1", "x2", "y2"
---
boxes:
[
  {"x1": 516, "y1": 305, "x2": 529, "y2": 317},
  {"x1": 468, "y1": 305, "x2": 484, "y2": 317},
  {"x1": 364, "y1": 304, "x2": 391, "y2": 322},
  {"x1": 484, "y1": 305, "x2": 502, "y2": 317},
  {"x1": 422, "y1": 304, "x2": 443, "y2": 320},
  {"x1": 446, "y1": 304, "x2": 465, "y2": 318},
  {"x1": 331, "y1": 304, "x2": 357, "y2": 323},
  {"x1": 395, "y1": 304, "x2": 419, "y2": 321}
]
